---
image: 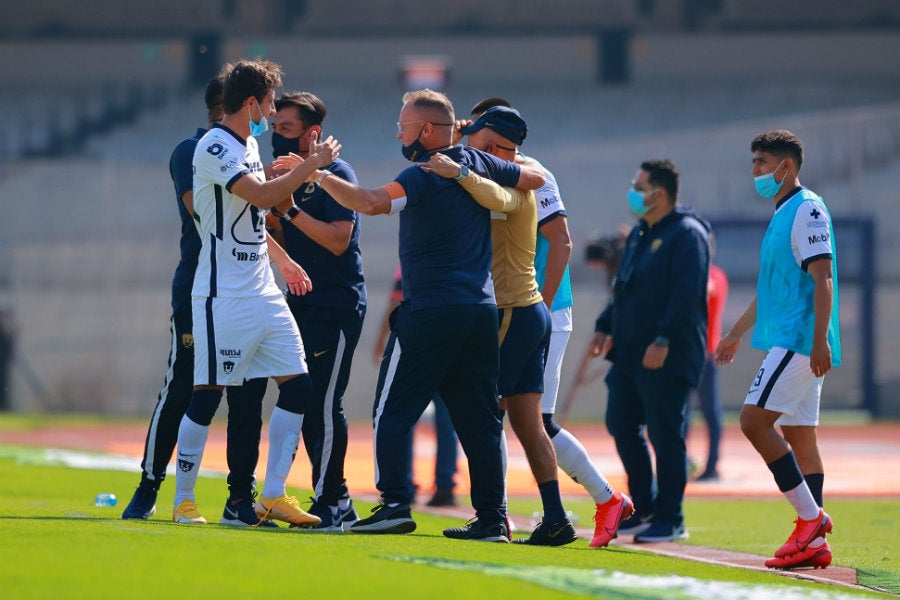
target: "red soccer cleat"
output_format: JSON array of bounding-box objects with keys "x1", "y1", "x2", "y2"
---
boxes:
[
  {"x1": 766, "y1": 541, "x2": 832, "y2": 570},
  {"x1": 774, "y1": 509, "x2": 833, "y2": 558},
  {"x1": 590, "y1": 491, "x2": 635, "y2": 548}
]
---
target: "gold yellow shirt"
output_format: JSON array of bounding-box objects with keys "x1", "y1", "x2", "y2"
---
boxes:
[{"x1": 459, "y1": 173, "x2": 542, "y2": 309}]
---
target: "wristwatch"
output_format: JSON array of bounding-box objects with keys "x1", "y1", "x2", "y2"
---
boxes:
[
  {"x1": 283, "y1": 204, "x2": 301, "y2": 221},
  {"x1": 315, "y1": 170, "x2": 331, "y2": 186},
  {"x1": 453, "y1": 164, "x2": 470, "y2": 181}
]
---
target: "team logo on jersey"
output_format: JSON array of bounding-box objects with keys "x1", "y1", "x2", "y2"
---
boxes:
[
  {"x1": 181, "y1": 334, "x2": 194, "y2": 348},
  {"x1": 223, "y1": 361, "x2": 235, "y2": 374},
  {"x1": 810, "y1": 208, "x2": 821, "y2": 219},
  {"x1": 651, "y1": 239, "x2": 663, "y2": 252},
  {"x1": 304, "y1": 182, "x2": 316, "y2": 194}
]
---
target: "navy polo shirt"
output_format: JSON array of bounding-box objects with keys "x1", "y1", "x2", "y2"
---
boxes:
[
  {"x1": 394, "y1": 145, "x2": 520, "y2": 310},
  {"x1": 168, "y1": 128, "x2": 204, "y2": 312},
  {"x1": 282, "y1": 158, "x2": 367, "y2": 311}
]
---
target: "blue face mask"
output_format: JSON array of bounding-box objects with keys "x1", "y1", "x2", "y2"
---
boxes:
[
  {"x1": 627, "y1": 187, "x2": 656, "y2": 217},
  {"x1": 249, "y1": 100, "x2": 269, "y2": 137},
  {"x1": 754, "y1": 160, "x2": 786, "y2": 198}
]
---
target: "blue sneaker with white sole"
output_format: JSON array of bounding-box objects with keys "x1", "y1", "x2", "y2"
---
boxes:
[
  {"x1": 221, "y1": 494, "x2": 278, "y2": 528},
  {"x1": 121, "y1": 485, "x2": 157, "y2": 520}
]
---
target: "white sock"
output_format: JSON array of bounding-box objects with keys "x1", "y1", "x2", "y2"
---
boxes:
[
  {"x1": 784, "y1": 482, "x2": 821, "y2": 520},
  {"x1": 338, "y1": 498, "x2": 352, "y2": 510},
  {"x1": 262, "y1": 407, "x2": 302, "y2": 499},
  {"x1": 552, "y1": 427, "x2": 614, "y2": 504},
  {"x1": 174, "y1": 415, "x2": 209, "y2": 506}
]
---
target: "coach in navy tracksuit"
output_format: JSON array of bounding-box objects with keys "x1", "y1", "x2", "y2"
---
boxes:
[
  {"x1": 590, "y1": 159, "x2": 709, "y2": 543},
  {"x1": 284, "y1": 89, "x2": 545, "y2": 540}
]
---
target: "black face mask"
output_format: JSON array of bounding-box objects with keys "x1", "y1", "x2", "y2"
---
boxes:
[
  {"x1": 272, "y1": 132, "x2": 301, "y2": 158},
  {"x1": 400, "y1": 124, "x2": 428, "y2": 162}
]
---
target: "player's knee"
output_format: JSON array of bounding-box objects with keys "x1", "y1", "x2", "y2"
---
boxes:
[
  {"x1": 275, "y1": 374, "x2": 311, "y2": 415},
  {"x1": 542, "y1": 413, "x2": 561, "y2": 438},
  {"x1": 186, "y1": 388, "x2": 223, "y2": 426}
]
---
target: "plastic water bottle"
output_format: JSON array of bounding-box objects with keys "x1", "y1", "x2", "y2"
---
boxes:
[{"x1": 94, "y1": 493, "x2": 118, "y2": 507}]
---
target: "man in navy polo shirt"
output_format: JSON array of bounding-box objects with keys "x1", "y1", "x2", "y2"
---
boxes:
[
  {"x1": 276, "y1": 88, "x2": 544, "y2": 540},
  {"x1": 267, "y1": 92, "x2": 365, "y2": 531}
]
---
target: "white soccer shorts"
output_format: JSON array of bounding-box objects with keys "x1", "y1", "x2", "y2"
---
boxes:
[
  {"x1": 192, "y1": 293, "x2": 307, "y2": 386},
  {"x1": 744, "y1": 347, "x2": 823, "y2": 426}
]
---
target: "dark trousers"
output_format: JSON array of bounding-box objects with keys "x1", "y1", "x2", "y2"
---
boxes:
[
  {"x1": 687, "y1": 357, "x2": 722, "y2": 473},
  {"x1": 374, "y1": 303, "x2": 504, "y2": 523},
  {"x1": 139, "y1": 304, "x2": 265, "y2": 498},
  {"x1": 289, "y1": 301, "x2": 365, "y2": 504},
  {"x1": 605, "y1": 363, "x2": 690, "y2": 525},
  {"x1": 407, "y1": 394, "x2": 459, "y2": 492}
]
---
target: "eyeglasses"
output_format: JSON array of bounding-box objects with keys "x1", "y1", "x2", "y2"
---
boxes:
[
  {"x1": 630, "y1": 179, "x2": 658, "y2": 194},
  {"x1": 396, "y1": 120, "x2": 454, "y2": 133}
]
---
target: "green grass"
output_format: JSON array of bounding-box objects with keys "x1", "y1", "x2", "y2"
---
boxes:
[{"x1": 0, "y1": 448, "x2": 896, "y2": 600}]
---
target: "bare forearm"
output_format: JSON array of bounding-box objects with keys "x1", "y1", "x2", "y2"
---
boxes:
[
  {"x1": 726, "y1": 296, "x2": 757, "y2": 339},
  {"x1": 284, "y1": 213, "x2": 352, "y2": 256},
  {"x1": 319, "y1": 173, "x2": 390, "y2": 215}
]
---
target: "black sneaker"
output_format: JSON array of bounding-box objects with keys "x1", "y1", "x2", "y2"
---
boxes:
[
  {"x1": 634, "y1": 520, "x2": 689, "y2": 543},
  {"x1": 617, "y1": 511, "x2": 654, "y2": 536},
  {"x1": 221, "y1": 494, "x2": 278, "y2": 528},
  {"x1": 296, "y1": 497, "x2": 341, "y2": 532},
  {"x1": 426, "y1": 488, "x2": 457, "y2": 507},
  {"x1": 121, "y1": 485, "x2": 157, "y2": 520},
  {"x1": 513, "y1": 518, "x2": 578, "y2": 546},
  {"x1": 337, "y1": 499, "x2": 359, "y2": 530},
  {"x1": 443, "y1": 518, "x2": 509, "y2": 543},
  {"x1": 349, "y1": 502, "x2": 416, "y2": 534}
]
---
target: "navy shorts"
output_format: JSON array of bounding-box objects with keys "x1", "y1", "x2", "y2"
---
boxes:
[{"x1": 497, "y1": 302, "x2": 551, "y2": 397}]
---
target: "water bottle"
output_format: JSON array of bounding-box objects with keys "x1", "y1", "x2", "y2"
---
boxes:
[{"x1": 94, "y1": 493, "x2": 118, "y2": 507}]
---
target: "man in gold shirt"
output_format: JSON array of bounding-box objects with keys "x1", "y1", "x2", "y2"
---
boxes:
[{"x1": 421, "y1": 107, "x2": 575, "y2": 546}]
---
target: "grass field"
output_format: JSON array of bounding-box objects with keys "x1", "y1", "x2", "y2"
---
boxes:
[{"x1": 1, "y1": 440, "x2": 897, "y2": 599}]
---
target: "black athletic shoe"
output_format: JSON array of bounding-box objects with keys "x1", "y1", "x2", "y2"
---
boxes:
[
  {"x1": 296, "y1": 497, "x2": 342, "y2": 532},
  {"x1": 221, "y1": 494, "x2": 278, "y2": 528},
  {"x1": 426, "y1": 488, "x2": 457, "y2": 507},
  {"x1": 121, "y1": 485, "x2": 157, "y2": 520},
  {"x1": 513, "y1": 517, "x2": 578, "y2": 546},
  {"x1": 617, "y1": 511, "x2": 654, "y2": 536},
  {"x1": 443, "y1": 518, "x2": 509, "y2": 543},
  {"x1": 349, "y1": 502, "x2": 416, "y2": 534}
]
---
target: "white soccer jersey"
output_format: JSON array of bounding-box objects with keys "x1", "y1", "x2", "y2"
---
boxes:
[{"x1": 191, "y1": 125, "x2": 279, "y2": 298}]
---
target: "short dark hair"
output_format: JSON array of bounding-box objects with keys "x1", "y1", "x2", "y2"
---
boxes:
[
  {"x1": 641, "y1": 159, "x2": 679, "y2": 202},
  {"x1": 221, "y1": 59, "x2": 283, "y2": 115},
  {"x1": 751, "y1": 129, "x2": 804, "y2": 170},
  {"x1": 470, "y1": 97, "x2": 510, "y2": 117},
  {"x1": 275, "y1": 92, "x2": 327, "y2": 127},
  {"x1": 205, "y1": 74, "x2": 225, "y2": 111}
]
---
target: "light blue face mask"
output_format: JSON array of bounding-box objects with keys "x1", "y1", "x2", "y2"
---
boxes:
[
  {"x1": 753, "y1": 159, "x2": 786, "y2": 198},
  {"x1": 627, "y1": 187, "x2": 657, "y2": 217},
  {"x1": 249, "y1": 100, "x2": 269, "y2": 137}
]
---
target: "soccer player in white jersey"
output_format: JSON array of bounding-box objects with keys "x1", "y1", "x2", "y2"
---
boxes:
[
  {"x1": 172, "y1": 59, "x2": 341, "y2": 526},
  {"x1": 467, "y1": 98, "x2": 632, "y2": 548},
  {"x1": 715, "y1": 130, "x2": 840, "y2": 570}
]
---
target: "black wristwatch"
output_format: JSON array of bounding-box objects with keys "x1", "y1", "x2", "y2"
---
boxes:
[
  {"x1": 454, "y1": 164, "x2": 470, "y2": 181},
  {"x1": 282, "y1": 204, "x2": 301, "y2": 221}
]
